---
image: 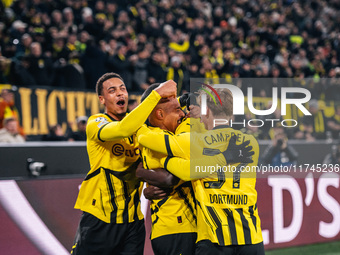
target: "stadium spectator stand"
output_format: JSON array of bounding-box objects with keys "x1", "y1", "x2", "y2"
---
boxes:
[
  {"x1": 0, "y1": 0, "x2": 339, "y2": 92},
  {"x1": 0, "y1": 0, "x2": 339, "y2": 140}
]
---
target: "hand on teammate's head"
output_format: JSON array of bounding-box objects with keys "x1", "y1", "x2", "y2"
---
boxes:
[{"x1": 155, "y1": 80, "x2": 177, "y2": 98}]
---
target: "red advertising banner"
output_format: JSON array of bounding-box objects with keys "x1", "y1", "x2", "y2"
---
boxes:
[
  {"x1": 0, "y1": 173, "x2": 339, "y2": 254},
  {"x1": 257, "y1": 173, "x2": 340, "y2": 249}
]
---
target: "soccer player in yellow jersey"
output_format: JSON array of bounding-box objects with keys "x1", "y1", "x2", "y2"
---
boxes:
[
  {"x1": 135, "y1": 86, "x2": 254, "y2": 255},
  {"x1": 71, "y1": 73, "x2": 177, "y2": 255},
  {"x1": 137, "y1": 88, "x2": 265, "y2": 255},
  {"x1": 136, "y1": 84, "x2": 197, "y2": 255}
]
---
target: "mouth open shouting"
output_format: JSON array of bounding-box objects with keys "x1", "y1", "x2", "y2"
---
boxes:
[
  {"x1": 112, "y1": 97, "x2": 128, "y2": 118},
  {"x1": 116, "y1": 98, "x2": 126, "y2": 109}
]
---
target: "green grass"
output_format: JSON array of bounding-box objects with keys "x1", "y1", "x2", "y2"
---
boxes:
[{"x1": 266, "y1": 241, "x2": 340, "y2": 255}]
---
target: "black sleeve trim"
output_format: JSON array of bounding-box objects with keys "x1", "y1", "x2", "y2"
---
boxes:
[
  {"x1": 164, "y1": 156, "x2": 172, "y2": 171},
  {"x1": 164, "y1": 134, "x2": 173, "y2": 157},
  {"x1": 97, "y1": 123, "x2": 109, "y2": 142}
]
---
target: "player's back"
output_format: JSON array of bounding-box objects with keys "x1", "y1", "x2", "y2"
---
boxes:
[{"x1": 191, "y1": 126, "x2": 263, "y2": 246}]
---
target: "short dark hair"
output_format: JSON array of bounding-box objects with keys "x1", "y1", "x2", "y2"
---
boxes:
[
  {"x1": 95, "y1": 72, "x2": 124, "y2": 96},
  {"x1": 140, "y1": 83, "x2": 160, "y2": 102}
]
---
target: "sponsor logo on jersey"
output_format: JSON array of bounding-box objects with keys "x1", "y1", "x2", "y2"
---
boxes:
[{"x1": 112, "y1": 143, "x2": 139, "y2": 157}]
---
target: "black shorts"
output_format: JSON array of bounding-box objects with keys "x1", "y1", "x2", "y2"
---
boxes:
[
  {"x1": 151, "y1": 232, "x2": 197, "y2": 255},
  {"x1": 195, "y1": 240, "x2": 265, "y2": 255},
  {"x1": 71, "y1": 212, "x2": 145, "y2": 255}
]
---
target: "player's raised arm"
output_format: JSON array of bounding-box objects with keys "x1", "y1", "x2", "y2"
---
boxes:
[
  {"x1": 91, "y1": 79, "x2": 177, "y2": 141},
  {"x1": 159, "y1": 136, "x2": 255, "y2": 181},
  {"x1": 137, "y1": 125, "x2": 189, "y2": 158},
  {"x1": 158, "y1": 154, "x2": 225, "y2": 181},
  {"x1": 73, "y1": 74, "x2": 178, "y2": 255}
]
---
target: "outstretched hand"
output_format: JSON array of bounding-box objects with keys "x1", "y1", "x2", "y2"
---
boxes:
[{"x1": 222, "y1": 136, "x2": 254, "y2": 164}]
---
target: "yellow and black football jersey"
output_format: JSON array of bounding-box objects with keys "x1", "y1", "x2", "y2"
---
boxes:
[
  {"x1": 137, "y1": 118, "x2": 215, "y2": 181},
  {"x1": 137, "y1": 123, "x2": 263, "y2": 246},
  {"x1": 75, "y1": 90, "x2": 161, "y2": 224},
  {"x1": 138, "y1": 118, "x2": 197, "y2": 240}
]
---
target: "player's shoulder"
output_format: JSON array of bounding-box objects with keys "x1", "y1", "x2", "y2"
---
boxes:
[
  {"x1": 175, "y1": 117, "x2": 191, "y2": 134},
  {"x1": 240, "y1": 130, "x2": 259, "y2": 149},
  {"x1": 88, "y1": 113, "x2": 112, "y2": 123},
  {"x1": 86, "y1": 114, "x2": 116, "y2": 140},
  {"x1": 146, "y1": 125, "x2": 174, "y2": 136},
  {"x1": 225, "y1": 128, "x2": 259, "y2": 146},
  {"x1": 148, "y1": 125, "x2": 164, "y2": 132},
  {"x1": 87, "y1": 114, "x2": 112, "y2": 129},
  {"x1": 245, "y1": 132, "x2": 259, "y2": 145}
]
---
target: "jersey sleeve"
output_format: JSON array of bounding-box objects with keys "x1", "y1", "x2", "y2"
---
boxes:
[
  {"x1": 137, "y1": 125, "x2": 189, "y2": 158},
  {"x1": 89, "y1": 90, "x2": 161, "y2": 141},
  {"x1": 160, "y1": 155, "x2": 222, "y2": 181}
]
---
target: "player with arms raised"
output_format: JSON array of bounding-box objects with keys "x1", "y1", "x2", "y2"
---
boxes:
[{"x1": 71, "y1": 73, "x2": 177, "y2": 255}]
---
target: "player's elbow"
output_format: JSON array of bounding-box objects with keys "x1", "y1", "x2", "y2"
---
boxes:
[
  {"x1": 136, "y1": 134, "x2": 146, "y2": 146},
  {"x1": 119, "y1": 129, "x2": 134, "y2": 138}
]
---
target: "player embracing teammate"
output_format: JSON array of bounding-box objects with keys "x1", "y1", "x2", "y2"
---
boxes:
[
  {"x1": 72, "y1": 74, "x2": 264, "y2": 255},
  {"x1": 136, "y1": 86, "x2": 265, "y2": 255}
]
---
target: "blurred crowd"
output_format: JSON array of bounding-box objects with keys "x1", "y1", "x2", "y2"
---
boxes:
[
  {"x1": 0, "y1": 0, "x2": 339, "y2": 98},
  {"x1": 1, "y1": 0, "x2": 340, "y2": 143}
]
